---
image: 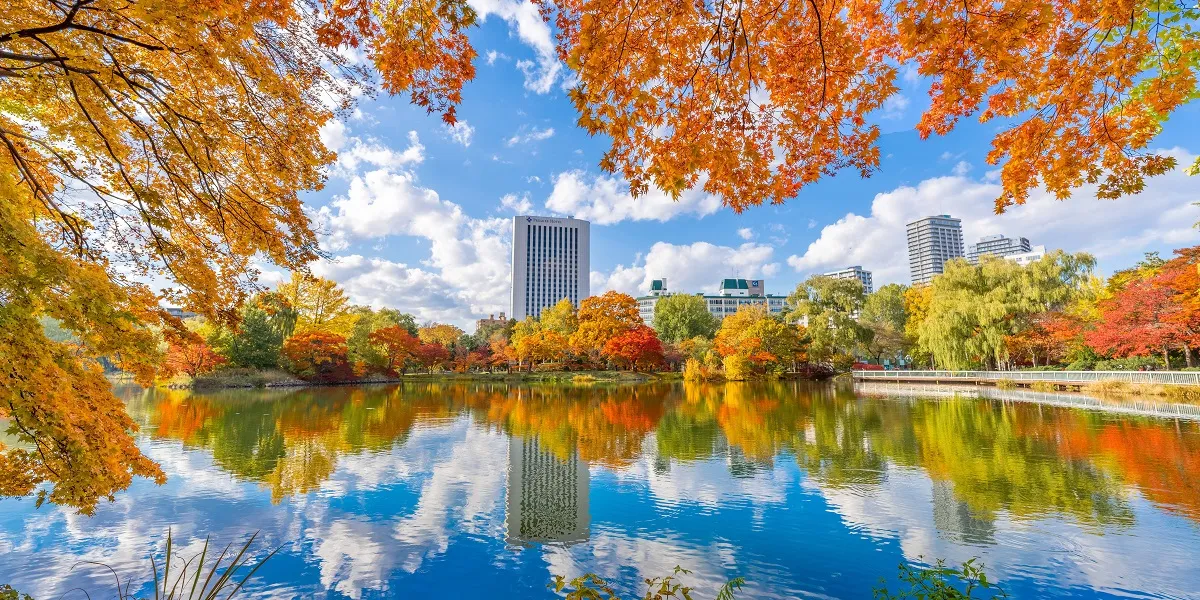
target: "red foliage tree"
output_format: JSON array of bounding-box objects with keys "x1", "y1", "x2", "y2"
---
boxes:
[
  {"x1": 164, "y1": 340, "x2": 226, "y2": 378},
  {"x1": 368, "y1": 325, "x2": 421, "y2": 375},
  {"x1": 602, "y1": 325, "x2": 664, "y2": 372},
  {"x1": 1086, "y1": 279, "x2": 1188, "y2": 368},
  {"x1": 281, "y1": 332, "x2": 353, "y2": 381},
  {"x1": 414, "y1": 342, "x2": 451, "y2": 373}
]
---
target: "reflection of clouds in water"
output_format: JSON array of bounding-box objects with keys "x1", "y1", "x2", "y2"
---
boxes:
[
  {"x1": 615, "y1": 434, "x2": 793, "y2": 508},
  {"x1": 809, "y1": 466, "x2": 1200, "y2": 598},
  {"x1": 0, "y1": 417, "x2": 510, "y2": 600},
  {"x1": 540, "y1": 530, "x2": 760, "y2": 599},
  {"x1": 0, "y1": 441, "x2": 280, "y2": 600}
]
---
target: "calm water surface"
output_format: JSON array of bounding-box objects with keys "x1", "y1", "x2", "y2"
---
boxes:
[{"x1": 2, "y1": 382, "x2": 1199, "y2": 599}]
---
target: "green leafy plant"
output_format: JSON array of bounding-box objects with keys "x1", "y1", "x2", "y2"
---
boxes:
[
  {"x1": 550, "y1": 566, "x2": 744, "y2": 600},
  {"x1": 874, "y1": 558, "x2": 1007, "y2": 599},
  {"x1": 71, "y1": 529, "x2": 276, "y2": 600}
]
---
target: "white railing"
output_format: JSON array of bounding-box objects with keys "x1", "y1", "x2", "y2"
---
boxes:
[
  {"x1": 853, "y1": 382, "x2": 1200, "y2": 420},
  {"x1": 852, "y1": 370, "x2": 1200, "y2": 386}
]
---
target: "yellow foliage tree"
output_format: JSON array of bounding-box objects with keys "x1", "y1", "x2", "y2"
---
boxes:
[
  {"x1": 570, "y1": 291, "x2": 642, "y2": 352},
  {"x1": 277, "y1": 273, "x2": 355, "y2": 337},
  {"x1": 0, "y1": 0, "x2": 477, "y2": 511},
  {"x1": 540, "y1": 298, "x2": 580, "y2": 337},
  {"x1": 418, "y1": 323, "x2": 466, "y2": 347}
]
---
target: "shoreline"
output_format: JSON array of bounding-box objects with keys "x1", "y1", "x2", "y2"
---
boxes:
[{"x1": 156, "y1": 369, "x2": 684, "y2": 391}]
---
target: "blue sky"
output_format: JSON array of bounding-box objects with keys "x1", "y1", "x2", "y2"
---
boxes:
[{"x1": 283, "y1": 1, "x2": 1200, "y2": 328}]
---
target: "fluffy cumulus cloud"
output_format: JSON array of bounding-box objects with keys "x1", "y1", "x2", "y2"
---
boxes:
[
  {"x1": 787, "y1": 148, "x2": 1200, "y2": 284},
  {"x1": 546, "y1": 171, "x2": 724, "y2": 225},
  {"x1": 466, "y1": 0, "x2": 561, "y2": 93},
  {"x1": 499, "y1": 192, "x2": 534, "y2": 213},
  {"x1": 737, "y1": 227, "x2": 755, "y2": 241},
  {"x1": 334, "y1": 130, "x2": 426, "y2": 174},
  {"x1": 444, "y1": 120, "x2": 475, "y2": 147},
  {"x1": 311, "y1": 129, "x2": 513, "y2": 324},
  {"x1": 591, "y1": 241, "x2": 779, "y2": 296}
]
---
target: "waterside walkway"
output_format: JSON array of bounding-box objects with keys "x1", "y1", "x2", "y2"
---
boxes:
[{"x1": 852, "y1": 369, "x2": 1200, "y2": 387}]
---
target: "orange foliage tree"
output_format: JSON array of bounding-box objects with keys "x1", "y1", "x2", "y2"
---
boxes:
[
  {"x1": 367, "y1": 325, "x2": 422, "y2": 375},
  {"x1": 282, "y1": 332, "x2": 353, "y2": 381},
  {"x1": 541, "y1": 0, "x2": 1199, "y2": 211},
  {"x1": 571, "y1": 291, "x2": 643, "y2": 354},
  {"x1": 603, "y1": 325, "x2": 665, "y2": 371},
  {"x1": 164, "y1": 339, "x2": 227, "y2": 379}
]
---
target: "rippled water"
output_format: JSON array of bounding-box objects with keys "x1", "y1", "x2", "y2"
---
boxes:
[{"x1": 2, "y1": 381, "x2": 1199, "y2": 599}]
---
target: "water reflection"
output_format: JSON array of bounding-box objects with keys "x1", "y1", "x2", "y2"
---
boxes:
[{"x1": 0, "y1": 381, "x2": 1197, "y2": 599}]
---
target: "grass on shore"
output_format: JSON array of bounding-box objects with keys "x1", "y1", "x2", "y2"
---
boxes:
[{"x1": 1082, "y1": 380, "x2": 1200, "y2": 402}]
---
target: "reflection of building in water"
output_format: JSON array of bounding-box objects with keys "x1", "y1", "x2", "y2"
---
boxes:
[
  {"x1": 931, "y1": 480, "x2": 995, "y2": 545},
  {"x1": 506, "y1": 436, "x2": 590, "y2": 545}
]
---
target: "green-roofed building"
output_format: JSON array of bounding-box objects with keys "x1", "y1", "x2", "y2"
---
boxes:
[{"x1": 637, "y1": 278, "x2": 788, "y2": 326}]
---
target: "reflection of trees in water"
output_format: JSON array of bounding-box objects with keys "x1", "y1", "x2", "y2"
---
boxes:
[{"x1": 120, "y1": 381, "x2": 1200, "y2": 527}]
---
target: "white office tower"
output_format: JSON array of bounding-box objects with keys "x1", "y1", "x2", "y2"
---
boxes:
[
  {"x1": 966, "y1": 234, "x2": 1032, "y2": 264},
  {"x1": 511, "y1": 216, "x2": 590, "y2": 320},
  {"x1": 823, "y1": 266, "x2": 875, "y2": 294},
  {"x1": 907, "y1": 215, "x2": 964, "y2": 285},
  {"x1": 506, "y1": 435, "x2": 590, "y2": 545}
]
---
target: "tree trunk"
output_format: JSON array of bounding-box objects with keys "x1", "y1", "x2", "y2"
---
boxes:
[
  {"x1": 1185, "y1": 344, "x2": 1194, "y2": 368},
  {"x1": 1163, "y1": 347, "x2": 1171, "y2": 370}
]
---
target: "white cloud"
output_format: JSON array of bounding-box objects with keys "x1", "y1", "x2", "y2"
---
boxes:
[
  {"x1": 545, "y1": 171, "x2": 724, "y2": 225},
  {"x1": 335, "y1": 131, "x2": 425, "y2": 174},
  {"x1": 505, "y1": 125, "x2": 555, "y2": 146},
  {"x1": 313, "y1": 168, "x2": 512, "y2": 324},
  {"x1": 807, "y1": 219, "x2": 818, "y2": 229},
  {"x1": 526, "y1": 175, "x2": 542, "y2": 184},
  {"x1": 952, "y1": 160, "x2": 972, "y2": 176},
  {"x1": 737, "y1": 227, "x2": 755, "y2": 241},
  {"x1": 786, "y1": 148, "x2": 1200, "y2": 284},
  {"x1": 880, "y1": 94, "x2": 910, "y2": 119},
  {"x1": 319, "y1": 119, "x2": 349, "y2": 152},
  {"x1": 499, "y1": 192, "x2": 534, "y2": 213},
  {"x1": 592, "y1": 241, "x2": 779, "y2": 296},
  {"x1": 485, "y1": 50, "x2": 509, "y2": 65},
  {"x1": 444, "y1": 120, "x2": 475, "y2": 147},
  {"x1": 467, "y1": 0, "x2": 562, "y2": 93}
]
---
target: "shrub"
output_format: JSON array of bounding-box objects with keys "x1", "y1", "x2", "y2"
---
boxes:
[
  {"x1": 995, "y1": 379, "x2": 1016, "y2": 390},
  {"x1": 1093, "y1": 356, "x2": 1162, "y2": 371},
  {"x1": 1163, "y1": 385, "x2": 1200, "y2": 403},
  {"x1": 874, "y1": 558, "x2": 1007, "y2": 599},
  {"x1": 1029, "y1": 381, "x2": 1058, "y2": 392},
  {"x1": 683, "y1": 358, "x2": 704, "y2": 382},
  {"x1": 832, "y1": 353, "x2": 856, "y2": 372},
  {"x1": 1065, "y1": 358, "x2": 1096, "y2": 371}
]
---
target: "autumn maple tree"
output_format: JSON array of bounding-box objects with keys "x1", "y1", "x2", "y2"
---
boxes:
[
  {"x1": 602, "y1": 325, "x2": 664, "y2": 371},
  {"x1": 367, "y1": 325, "x2": 422, "y2": 375},
  {"x1": 281, "y1": 332, "x2": 354, "y2": 381},
  {"x1": 543, "y1": 0, "x2": 1200, "y2": 210},
  {"x1": 164, "y1": 339, "x2": 227, "y2": 379}
]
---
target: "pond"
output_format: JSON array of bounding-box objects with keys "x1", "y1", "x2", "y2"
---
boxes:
[{"x1": 2, "y1": 381, "x2": 1199, "y2": 599}]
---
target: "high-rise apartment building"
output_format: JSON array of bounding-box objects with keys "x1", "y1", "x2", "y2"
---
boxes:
[
  {"x1": 966, "y1": 234, "x2": 1032, "y2": 264},
  {"x1": 907, "y1": 215, "x2": 964, "y2": 285},
  {"x1": 510, "y1": 216, "x2": 590, "y2": 321},
  {"x1": 823, "y1": 266, "x2": 874, "y2": 294}
]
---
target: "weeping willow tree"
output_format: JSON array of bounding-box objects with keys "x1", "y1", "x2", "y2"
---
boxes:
[{"x1": 916, "y1": 251, "x2": 1095, "y2": 370}]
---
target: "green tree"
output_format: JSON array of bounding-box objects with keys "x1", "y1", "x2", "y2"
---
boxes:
[
  {"x1": 347, "y1": 307, "x2": 417, "y2": 371},
  {"x1": 653, "y1": 294, "x2": 720, "y2": 343},
  {"x1": 787, "y1": 276, "x2": 871, "y2": 363},
  {"x1": 859, "y1": 284, "x2": 910, "y2": 365},
  {"x1": 918, "y1": 252, "x2": 1095, "y2": 369},
  {"x1": 223, "y1": 306, "x2": 285, "y2": 370}
]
